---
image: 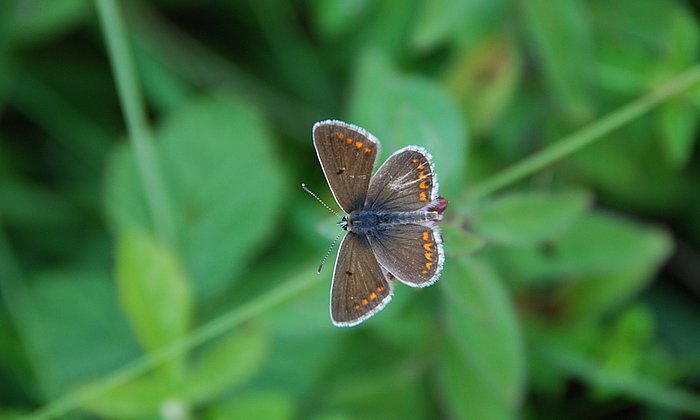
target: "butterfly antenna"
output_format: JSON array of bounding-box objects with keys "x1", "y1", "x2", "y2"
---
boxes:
[
  {"x1": 301, "y1": 183, "x2": 342, "y2": 218},
  {"x1": 318, "y1": 230, "x2": 344, "y2": 274}
]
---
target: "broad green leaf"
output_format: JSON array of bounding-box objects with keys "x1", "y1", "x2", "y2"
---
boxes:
[
  {"x1": 310, "y1": 0, "x2": 373, "y2": 41},
  {"x1": 410, "y1": 0, "x2": 507, "y2": 52},
  {"x1": 439, "y1": 342, "x2": 511, "y2": 420},
  {"x1": 258, "y1": 272, "x2": 335, "y2": 337},
  {"x1": 204, "y1": 391, "x2": 295, "y2": 420},
  {"x1": 105, "y1": 94, "x2": 288, "y2": 300},
  {"x1": 472, "y1": 190, "x2": 591, "y2": 245},
  {"x1": 563, "y1": 268, "x2": 661, "y2": 325},
  {"x1": 440, "y1": 257, "x2": 525, "y2": 419},
  {"x1": 522, "y1": 0, "x2": 594, "y2": 123},
  {"x1": 592, "y1": 304, "x2": 656, "y2": 398},
  {"x1": 440, "y1": 224, "x2": 485, "y2": 257},
  {"x1": 369, "y1": 286, "x2": 436, "y2": 349},
  {"x1": 445, "y1": 31, "x2": 522, "y2": 137},
  {"x1": 184, "y1": 328, "x2": 268, "y2": 404},
  {"x1": 569, "y1": 124, "x2": 694, "y2": 212},
  {"x1": 350, "y1": 50, "x2": 468, "y2": 198},
  {"x1": 82, "y1": 372, "x2": 167, "y2": 418},
  {"x1": 116, "y1": 229, "x2": 191, "y2": 363},
  {"x1": 252, "y1": 334, "x2": 342, "y2": 403},
  {"x1": 488, "y1": 211, "x2": 672, "y2": 283},
  {"x1": 321, "y1": 361, "x2": 431, "y2": 419},
  {"x1": 8, "y1": 267, "x2": 139, "y2": 398},
  {"x1": 658, "y1": 97, "x2": 698, "y2": 168},
  {"x1": 0, "y1": 409, "x2": 28, "y2": 419},
  {"x1": 592, "y1": 0, "x2": 698, "y2": 93},
  {"x1": 2, "y1": 0, "x2": 90, "y2": 48}
]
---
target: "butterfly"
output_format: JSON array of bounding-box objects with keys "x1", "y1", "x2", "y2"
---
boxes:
[{"x1": 312, "y1": 120, "x2": 447, "y2": 327}]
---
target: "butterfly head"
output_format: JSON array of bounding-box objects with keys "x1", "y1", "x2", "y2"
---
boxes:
[{"x1": 338, "y1": 216, "x2": 350, "y2": 231}]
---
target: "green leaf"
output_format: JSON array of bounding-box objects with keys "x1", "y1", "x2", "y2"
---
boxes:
[
  {"x1": 2, "y1": 0, "x2": 91, "y2": 47},
  {"x1": 592, "y1": 304, "x2": 656, "y2": 398},
  {"x1": 184, "y1": 328, "x2": 269, "y2": 404},
  {"x1": 522, "y1": 0, "x2": 594, "y2": 123},
  {"x1": 488, "y1": 211, "x2": 672, "y2": 283},
  {"x1": 658, "y1": 97, "x2": 698, "y2": 167},
  {"x1": 472, "y1": 190, "x2": 591, "y2": 245},
  {"x1": 592, "y1": 0, "x2": 699, "y2": 93},
  {"x1": 116, "y1": 229, "x2": 192, "y2": 363},
  {"x1": 0, "y1": 409, "x2": 29, "y2": 419},
  {"x1": 441, "y1": 224, "x2": 485, "y2": 257},
  {"x1": 204, "y1": 391, "x2": 295, "y2": 420},
  {"x1": 410, "y1": 0, "x2": 507, "y2": 52},
  {"x1": 254, "y1": 333, "x2": 342, "y2": 399},
  {"x1": 82, "y1": 372, "x2": 167, "y2": 418},
  {"x1": 310, "y1": 0, "x2": 373, "y2": 41},
  {"x1": 445, "y1": 31, "x2": 522, "y2": 137},
  {"x1": 321, "y1": 360, "x2": 431, "y2": 419},
  {"x1": 105, "y1": 94, "x2": 288, "y2": 300},
  {"x1": 350, "y1": 50, "x2": 468, "y2": 198},
  {"x1": 439, "y1": 257, "x2": 525, "y2": 419},
  {"x1": 9, "y1": 267, "x2": 139, "y2": 398}
]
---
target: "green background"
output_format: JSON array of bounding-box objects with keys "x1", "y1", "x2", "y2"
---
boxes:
[{"x1": 1, "y1": 0, "x2": 700, "y2": 418}]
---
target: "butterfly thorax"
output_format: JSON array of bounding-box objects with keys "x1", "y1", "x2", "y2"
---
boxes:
[{"x1": 342, "y1": 209, "x2": 439, "y2": 234}]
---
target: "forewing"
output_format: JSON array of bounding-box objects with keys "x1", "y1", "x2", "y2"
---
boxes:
[
  {"x1": 367, "y1": 224, "x2": 444, "y2": 287},
  {"x1": 331, "y1": 232, "x2": 393, "y2": 327},
  {"x1": 313, "y1": 120, "x2": 380, "y2": 213},
  {"x1": 364, "y1": 146, "x2": 438, "y2": 212}
]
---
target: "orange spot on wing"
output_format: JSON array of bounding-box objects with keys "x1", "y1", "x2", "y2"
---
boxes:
[
  {"x1": 418, "y1": 171, "x2": 427, "y2": 179},
  {"x1": 412, "y1": 158, "x2": 418, "y2": 163},
  {"x1": 424, "y1": 252, "x2": 433, "y2": 261},
  {"x1": 364, "y1": 146, "x2": 372, "y2": 154},
  {"x1": 355, "y1": 141, "x2": 363, "y2": 149},
  {"x1": 418, "y1": 163, "x2": 425, "y2": 170},
  {"x1": 338, "y1": 133, "x2": 345, "y2": 140},
  {"x1": 423, "y1": 242, "x2": 433, "y2": 252},
  {"x1": 346, "y1": 138, "x2": 353, "y2": 145},
  {"x1": 425, "y1": 262, "x2": 433, "y2": 270},
  {"x1": 377, "y1": 285, "x2": 385, "y2": 292},
  {"x1": 421, "y1": 269, "x2": 428, "y2": 274},
  {"x1": 361, "y1": 298, "x2": 369, "y2": 305},
  {"x1": 419, "y1": 192, "x2": 428, "y2": 202},
  {"x1": 353, "y1": 303, "x2": 361, "y2": 310},
  {"x1": 422, "y1": 231, "x2": 430, "y2": 241},
  {"x1": 370, "y1": 292, "x2": 377, "y2": 300},
  {"x1": 419, "y1": 180, "x2": 430, "y2": 189}
]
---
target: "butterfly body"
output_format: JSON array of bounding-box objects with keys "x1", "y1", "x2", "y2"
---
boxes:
[
  {"x1": 313, "y1": 120, "x2": 446, "y2": 327},
  {"x1": 343, "y1": 210, "x2": 439, "y2": 235}
]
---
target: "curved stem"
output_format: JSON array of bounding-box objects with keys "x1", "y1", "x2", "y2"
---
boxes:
[
  {"x1": 27, "y1": 268, "x2": 319, "y2": 419},
  {"x1": 467, "y1": 64, "x2": 700, "y2": 202},
  {"x1": 96, "y1": 0, "x2": 175, "y2": 245}
]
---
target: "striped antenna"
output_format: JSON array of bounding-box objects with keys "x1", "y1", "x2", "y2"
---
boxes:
[
  {"x1": 317, "y1": 231, "x2": 344, "y2": 274},
  {"x1": 302, "y1": 183, "x2": 345, "y2": 274},
  {"x1": 302, "y1": 183, "x2": 342, "y2": 218}
]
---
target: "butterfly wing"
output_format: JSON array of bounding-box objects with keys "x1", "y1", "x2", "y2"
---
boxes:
[
  {"x1": 367, "y1": 223, "x2": 444, "y2": 287},
  {"x1": 313, "y1": 120, "x2": 381, "y2": 213},
  {"x1": 331, "y1": 232, "x2": 393, "y2": 327},
  {"x1": 364, "y1": 146, "x2": 438, "y2": 212}
]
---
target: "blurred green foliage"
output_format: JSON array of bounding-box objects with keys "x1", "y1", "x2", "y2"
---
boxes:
[{"x1": 0, "y1": 0, "x2": 699, "y2": 418}]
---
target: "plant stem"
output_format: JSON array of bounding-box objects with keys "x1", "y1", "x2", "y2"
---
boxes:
[
  {"x1": 95, "y1": 0, "x2": 175, "y2": 246},
  {"x1": 27, "y1": 268, "x2": 319, "y2": 419},
  {"x1": 467, "y1": 64, "x2": 700, "y2": 201}
]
